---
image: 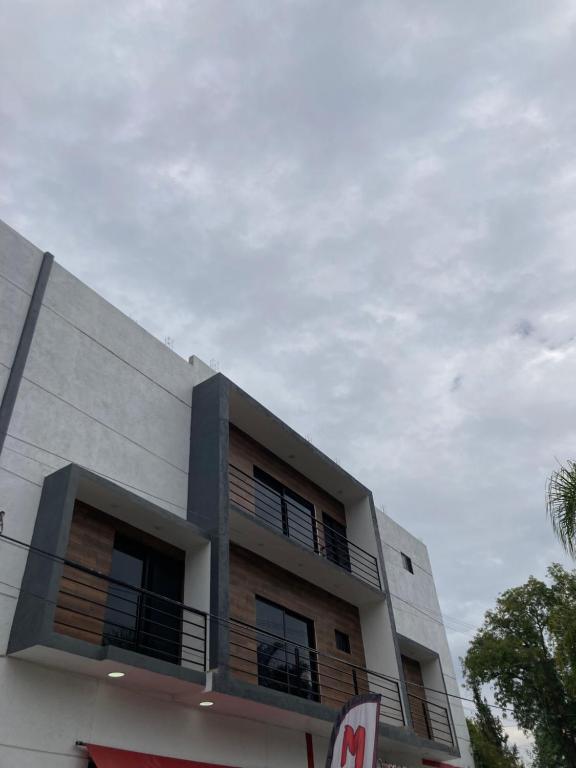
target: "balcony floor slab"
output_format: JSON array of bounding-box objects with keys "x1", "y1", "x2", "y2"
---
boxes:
[{"x1": 229, "y1": 506, "x2": 384, "y2": 608}]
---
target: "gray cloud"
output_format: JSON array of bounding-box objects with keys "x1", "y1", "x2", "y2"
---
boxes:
[{"x1": 2, "y1": 1, "x2": 576, "y2": 741}]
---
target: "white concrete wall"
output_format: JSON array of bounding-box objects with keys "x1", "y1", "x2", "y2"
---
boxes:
[
  {"x1": 0, "y1": 221, "x2": 43, "y2": 404},
  {"x1": 376, "y1": 508, "x2": 474, "y2": 768},
  {"x1": 183, "y1": 541, "x2": 212, "y2": 669},
  {"x1": 346, "y1": 496, "x2": 379, "y2": 560},
  {"x1": 0, "y1": 657, "x2": 326, "y2": 768},
  {"x1": 6, "y1": 258, "x2": 212, "y2": 517}
]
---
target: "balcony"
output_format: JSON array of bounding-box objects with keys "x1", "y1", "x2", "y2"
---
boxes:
[
  {"x1": 54, "y1": 555, "x2": 207, "y2": 672},
  {"x1": 7, "y1": 531, "x2": 210, "y2": 703},
  {"x1": 6, "y1": 536, "x2": 455, "y2": 754},
  {"x1": 229, "y1": 464, "x2": 381, "y2": 591},
  {"x1": 227, "y1": 615, "x2": 454, "y2": 747}
]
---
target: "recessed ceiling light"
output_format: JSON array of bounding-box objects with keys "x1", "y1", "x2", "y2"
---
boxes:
[
  {"x1": 107, "y1": 671, "x2": 125, "y2": 678},
  {"x1": 199, "y1": 701, "x2": 214, "y2": 707}
]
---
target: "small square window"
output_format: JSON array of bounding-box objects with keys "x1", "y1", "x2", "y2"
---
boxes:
[
  {"x1": 401, "y1": 553, "x2": 414, "y2": 574},
  {"x1": 335, "y1": 629, "x2": 351, "y2": 654}
]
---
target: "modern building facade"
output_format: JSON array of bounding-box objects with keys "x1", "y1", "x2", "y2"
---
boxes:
[{"x1": 0, "y1": 219, "x2": 474, "y2": 768}]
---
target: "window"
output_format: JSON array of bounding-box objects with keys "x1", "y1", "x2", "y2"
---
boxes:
[
  {"x1": 255, "y1": 597, "x2": 319, "y2": 701},
  {"x1": 322, "y1": 513, "x2": 351, "y2": 572},
  {"x1": 401, "y1": 552, "x2": 414, "y2": 574},
  {"x1": 335, "y1": 629, "x2": 351, "y2": 654},
  {"x1": 104, "y1": 533, "x2": 184, "y2": 664},
  {"x1": 253, "y1": 467, "x2": 317, "y2": 552}
]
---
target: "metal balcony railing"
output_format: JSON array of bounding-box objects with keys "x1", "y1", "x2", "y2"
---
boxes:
[
  {"x1": 6, "y1": 537, "x2": 452, "y2": 749},
  {"x1": 406, "y1": 689, "x2": 455, "y2": 746},
  {"x1": 227, "y1": 615, "x2": 407, "y2": 729},
  {"x1": 228, "y1": 616, "x2": 454, "y2": 745},
  {"x1": 229, "y1": 464, "x2": 381, "y2": 590},
  {"x1": 53, "y1": 558, "x2": 207, "y2": 671}
]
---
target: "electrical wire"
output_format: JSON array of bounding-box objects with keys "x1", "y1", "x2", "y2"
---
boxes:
[
  {"x1": 40, "y1": 299, "x2": 193, "y2": 408},
  {"x1": 1, "y1": 434, "x2": 187, "y2": 511},
  {"x1": 0, "y1": 269, "x2": 31, "y2": 296},
  {"x1": 16, "y1": 375, "x2": 188, "y2": 475},
  {"x1": 380, "y1": 541, "x2": 480, "y2": 632},
  {"x1": 0, "y1": 271, "x2": 483, "y2": 640},
  {"x1": 0, "y1": 531, "x2": 516, "y2": 719},
  {"x1": 389, "y1": 592, "x2": 476, "y2": 635},
  {"x1": 381, "y1": 539, "x2": 435, "y2": 578},
  {"x1": 0, "y1": 461, "x2": 42, "y2": 488},
  {"x1": 0, "y1": 267, "x2": 193, "y2": 409},
  {"x1": 2, "y1": 436, "x2": 479, "y2": 640}
]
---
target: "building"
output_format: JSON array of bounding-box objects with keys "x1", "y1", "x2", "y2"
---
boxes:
[{"x1": 0, "y1": 219, "x2": 474, "y2": 768}]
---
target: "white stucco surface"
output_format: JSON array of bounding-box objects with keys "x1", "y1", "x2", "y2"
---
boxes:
[
  {"x1": 0, "y1": 220, "x2": 43, "y2": 402},
  {"x1": 377, "y1": 508, "x2": 474, "y2": 768},
  {"x1": 0, "y1": 657, "x2": 323, "y2": 768}
]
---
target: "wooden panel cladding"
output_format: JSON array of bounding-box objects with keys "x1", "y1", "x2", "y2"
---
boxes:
[
  {"x1": 229, "y1": 543, "x2": 368, "y2": 709},
  {"x1": 402, "y1": 655, "x2": 432, "y2": 740},
  {"x1": 229, "y1": 426, "x2": 347, "y2": 560},
  {"x1": 54, "y1": 500, "x2": 184, "y2": 645},
  {"x1": 54, "y1": 501, "x2": 115, "y2": 644}
]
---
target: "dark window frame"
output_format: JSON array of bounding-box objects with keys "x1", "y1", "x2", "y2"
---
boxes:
[
  {"x1": 255, "y1": 595, "x2": 320, "y2": 702},
  {"x1": 401, "y1": 552, "x2": 414, "y2": 574},
  {"x1": 253, "y1": 466, "x2": 318, "y2": 553},
  {"x1": 103, "y1": 532, "x2": 185, "y2": 665},
  {"x1": 334, "y1": 629, "x2": 351, "y2": 654},
  {"x1": 322, "y1": 512, "x2": 351, "y2": 572}
]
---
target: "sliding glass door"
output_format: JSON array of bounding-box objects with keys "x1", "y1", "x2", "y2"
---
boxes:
[
  {"x1": 256, "y1": 597, "x2": 319, "y2": 701},
  {"x1": 253, "y1": 467, "x2": 317, "y2": 552},
  {"x1": 104, "y1": 534, "x2": 184, "y2": 664}
]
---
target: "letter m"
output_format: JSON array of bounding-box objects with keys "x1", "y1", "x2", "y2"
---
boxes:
[{"x1": 340, "y1": 724, "x2": 366, "y2": 768}]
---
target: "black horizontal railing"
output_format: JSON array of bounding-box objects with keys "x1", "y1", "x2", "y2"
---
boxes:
[
  {"x1": 426, "y1": 699, "x2": 455, "y2": 745},
  {"x1": 227, "y1": 615, "x2": 408, "y2": 730},
  {"x1": 0, "y1": 532, "x2": 452, "y2": 749},
  {"x1": 406, "y1": 689, "x2": 455, "y2": 746},
  {"x1": 50, "y1": 553, "x2": 452, "y2": 744},
  {"x1": 229, "y1": 464, "x2": 381, "y2": 590},
  {"x1": 53, "y1": 557, "x2": 207, "y2": 671}
]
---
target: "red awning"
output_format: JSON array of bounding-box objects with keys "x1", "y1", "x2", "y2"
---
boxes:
[{"x1": 87, "y1": 744, "x2": 238, "y2": 768}]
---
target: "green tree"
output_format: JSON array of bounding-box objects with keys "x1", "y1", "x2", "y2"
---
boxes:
[
  {"x1": 463, "y1": 565, "x2": 576, "y2": 766},
  {"x1": 466, "y1": 681, "x2": 524, "y2": 767},
  {"x1": 547, "y1": 460, "x2": 576, "y2": 557}
]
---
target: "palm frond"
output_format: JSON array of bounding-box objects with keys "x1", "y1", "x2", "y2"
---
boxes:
[{"x1": 546, "y1": 460, "x2": 576, "y2": 558}]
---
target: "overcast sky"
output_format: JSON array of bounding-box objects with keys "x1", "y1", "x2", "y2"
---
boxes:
[{"x1": 2, "y1": 0, "x2": 576, "y2": 753}]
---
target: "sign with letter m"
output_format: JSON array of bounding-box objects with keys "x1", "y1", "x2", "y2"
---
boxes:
[{"x1": 325, "y1": 694, "x2": 381, "y2": 768}]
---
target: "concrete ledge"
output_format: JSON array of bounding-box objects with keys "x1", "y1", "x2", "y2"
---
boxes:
[{"x1": 212, "y1": 669, "x2": 460, "y2": 759}]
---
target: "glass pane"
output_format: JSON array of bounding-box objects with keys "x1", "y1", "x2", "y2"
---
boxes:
[
  {"x1": 255, "y1": 599, "x2": 319, "y2": 702},
  {"x1": 256, "y1": 599, "x2": 288, "y2": 693},
  {"x1": 141, "y1": 554, "x2": 183, "y2": 663},
  {"x1": 253, "y1": 468, "x2": 284, "y2": 533},
  {"x1": 323, "y1": 514, "x2": 351, "y2": 571},
  {"x1": 285, "y1": 493, "x2": 316, "y2": 551},
  {"x1": 285, "y1": 613, "x2": 317, "y2": 700},
  {"x1": 104, "y1": 549, "x2": 144, "y2": 649}
]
